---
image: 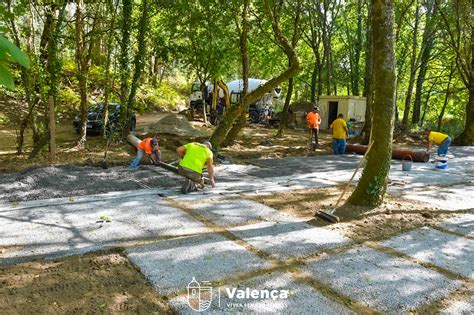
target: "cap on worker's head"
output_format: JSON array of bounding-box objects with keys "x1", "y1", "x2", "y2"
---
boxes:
[
  {"x1": 202, "y1": 141, "x2": 212, "y2": 150},
  {"x1": 313, "y1": 106, "x2": 319, "y2": 111},
  {"x1": 151, "y1": 138, "x2": 158, "y2": 147}
]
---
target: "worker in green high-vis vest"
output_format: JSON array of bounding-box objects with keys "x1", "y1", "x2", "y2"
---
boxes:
[{"x1": 176, "y1": 141, "x2": 216, "y2": 194}]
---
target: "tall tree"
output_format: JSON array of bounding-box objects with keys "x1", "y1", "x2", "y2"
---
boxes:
[
  {"x1": 221, "y1": 0, "x2": 250, "y2": 147},
  {"x1": 412, "y1": 0, "x2": 438, "y2": 124},
  {"x1": 436, "y1": 0, "x2": 474, "y2": 144},
  {"x1": 401, "y1": 0, "x2": 420, "y2": 127},
  {"x1": 276, "y1": 0, "x2": 302, "y2": 138},
  {"x1": 119, "y1": 0, "x2": 132, "y2": 130},
  {"x1": 209, "y1": 0, "x2": 301, "y2": 149},
  {"x1": 348, "y1": 0, "x2": 396, "y2": 207},
  {"x1": 74, "y1": 0, "x2": 88, "y2": 149},
  {"x1": 361, "y1": 0, "x2": 373, "y2": 144}
]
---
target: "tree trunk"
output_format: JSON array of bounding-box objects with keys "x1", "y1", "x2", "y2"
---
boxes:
[
  {"x1": 222, "y1": 0, "x2": 250, "y2": 147},
  {"x1": 119, "y1": 0, "x2": 132, "y2": 130},
  {"x1": 277, "y1": 4, "x2": 301, "y2": 138},
  {"x1": 276, "y1": 76, "x2": 294, "y2": 137},
  {"x1": 362, "y1": 0, "x2": 373, "y2": 144},
  {"x1": 126, "y1": 0, "x2": 149, "y2": 133},
  {"x1": 412, "y1": 2, "x2": 437, "y2": 125},
  {"x1": 437, "y1": 63, "x2": 455, "y2": 131},
  {"x1": 348, "y1": 0, "x2": 396, "y2": 207},
  {"x1": 210, "y1": 0, "x2": 301, "y2": 149},
  {"x1": 454, "y1": 0, "x2": 474, "y2": 145},
  {"x1": 75, "y1": 0, "x2": 88, "y2": 149},
  {"x1": 401, "y1": 0, "x2": 420, "y2": 127},
  {"x1": 310, "y1": 59, "x2": 318, "y2": 102},
  {"x1": 352, "y1": 0, "x2": 363, "y2": 96},
  {"x1": 6, "y1": 0, "x2": 34, "y2": 155}
]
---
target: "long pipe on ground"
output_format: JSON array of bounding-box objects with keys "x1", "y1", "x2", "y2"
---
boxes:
[
  {"x1": 345, "y1": 143, "x2": 430, "y2": 162},
  {"x1": 127, "y1": 134, "x2": 211, "y2": 184}
]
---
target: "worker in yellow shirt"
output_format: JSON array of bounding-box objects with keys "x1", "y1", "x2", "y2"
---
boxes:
[
  {"x1": 330, "y1": 113, "x2": 349, "y2": 155},
  {"x1": 424, "y1": 128, "x2": 451, "y2": 155},
  {"x1": 176, "y1": 141, "x2": 215, "y2": 193}
]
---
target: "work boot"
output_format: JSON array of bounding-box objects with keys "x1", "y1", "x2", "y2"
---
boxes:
[{"x1": 181, "y1": 178, "x2": 197, "y2": 194}]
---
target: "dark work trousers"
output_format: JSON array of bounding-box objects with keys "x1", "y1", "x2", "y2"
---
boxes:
[
  {"x1": 310, "y1": 128, "x2": 319, "y2": 145},
  {"x1": 178, "y1": 165, "x2": 203, "y2": 194}
]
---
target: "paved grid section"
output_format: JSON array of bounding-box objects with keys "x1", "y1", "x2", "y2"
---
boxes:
[
  {"x1": 383, "y1": 227, "x2": 474, "y2": 279},
  {"x1": 439, "y1": 214, "x2": 474, "y2": 237},
  {"x1": 170, "y1": 272, "x2": 356, "y2": 314},
  {"x1": 126, "y1": 233, "x2": 272, "y2": 296},
  {"x1": 302, "y1": 246, "x2": 462, "y2": 314},
  {"x1": 189, "y1": 199, "x2": 301, "y2": 226},
  {"x1": 1, "y1": 147, "x2": 473, "y2": 313},
  {"x1": 229, "y1": 221, "x2": 351, "y2": 259},
  {"x1": 0, "y1": 191, "x2": 208, "y2": 264}
]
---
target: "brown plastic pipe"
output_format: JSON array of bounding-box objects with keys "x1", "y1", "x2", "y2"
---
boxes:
[{"x1": 345, "y1": 143, "x2": 430, "y2": 162}]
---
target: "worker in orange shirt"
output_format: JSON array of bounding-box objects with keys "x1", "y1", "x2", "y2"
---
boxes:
[
  {"x1": 306, "y1": 106, "x2": 322, "y2": 146},
  {"x1": 129, "y1": 137, "x2": 161, "y2": 169}
]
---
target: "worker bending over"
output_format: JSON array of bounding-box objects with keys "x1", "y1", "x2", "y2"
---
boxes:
[
  {"x1": 424, "y1": 128, "x2": 451, "y2": 156},
  {"x1": 129, "y1": 137, "x2": 161, "y2": 169},
  {"x1": 176, "y1": 141, "x2": 216, "y2": 194},
  {"x1": 330, "y1": 113, "x2": 348, "y2": 155},
  {"x1": 306, "y1": 106, "x2": 322, "y2": 145}
]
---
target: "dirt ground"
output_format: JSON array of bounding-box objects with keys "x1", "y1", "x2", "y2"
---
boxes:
[
  {"x1": 0, "y1": 250, "x2": 173, "y2": 314},
  {"x1": 0, "y1": 111, "x2": 427, "y2": 173},
  {"x1": 1, "y1": 112, "x2": 465, "y2": 313},
  {"x1": 246, "y1": 186, "x2": 464, "y2": 243}
]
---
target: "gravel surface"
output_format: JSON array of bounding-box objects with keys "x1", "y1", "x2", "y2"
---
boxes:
[
  {"x1": 303, "y1": 246, "x2": 462, "y2": 314},
  {"x1": 126, "y1": 233, "x2": 271, "y2": 296},
  {"x1": 190, "y1": 199, "x2": 297, "y2": 227},
  {"x1": 230, "y1": 221, "x2": 351, "y2": 259},
  {"x1": 0, "y1": 193, "x2": 208, "y2": 264},
  {"x1": 170, "y1": 272, "x2": 355, "y2": 314},
  {"x1": 439, "y1": 214, "x2": 474, "y2": 237},
  {"x1": 383, "y1": 227, "x2": 474, "y2": 278},
  {"x1": 0, "y1": 165, "x2": 181, "y2": 202}
]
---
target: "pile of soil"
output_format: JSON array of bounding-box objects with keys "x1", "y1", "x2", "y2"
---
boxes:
[
  {"x1": 0, "y1": 251, "x2": 173, "y2": 314},
  {"x1": 0, "y1": 165, "x2": 180, "y2": 202},
  {"x1": 146, "y1": 114, "x2": 209, "y2": 138}
]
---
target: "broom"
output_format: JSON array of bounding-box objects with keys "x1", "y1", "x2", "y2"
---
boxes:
[{"x1": 316, "y1": 140, "x2": 375, "y2": 223}]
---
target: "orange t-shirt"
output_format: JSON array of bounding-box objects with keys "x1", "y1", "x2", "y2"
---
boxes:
[
  {"x1": 138, "y1": 138, "x2": 153, "y2": 155},
  {"x1": 306, "y1": 112, "x2": 321, "y2": 128}
]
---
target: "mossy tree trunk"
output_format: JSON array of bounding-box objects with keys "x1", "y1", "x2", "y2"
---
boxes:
[
  {"x1": 75, "y1": 0, "x2": 88, "y2": 149},
  {"x1": 126, "y1": 0, "x2": 149, "y2": 131},
  {"x1": 348, "y1": 0, "x2": 396, "y2": 207},
  {"x1": 119, "y1": 0, "x2": 132, "y2": 135},
  {"x1": 210, "y1": 0, "x2": 301, "y2": 149},
  {"x1": 361, "y1": 0, "x2": 373, "y2": 145},
  {"x1": 436, "y1": 0, "x2": 474, "y2": 145},
  {"x1": 277, "y1": 2, "x2": 301, "y2": 138},
  {"x1": 222, "y1": 0, "x2": 250, "y2": 147}
]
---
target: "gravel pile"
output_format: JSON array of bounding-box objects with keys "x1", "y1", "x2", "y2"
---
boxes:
[{"x1": 0, "y1": 165, "x2": 180, "y2": 202}]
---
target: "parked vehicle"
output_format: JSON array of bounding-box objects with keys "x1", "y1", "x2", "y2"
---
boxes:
[
  {"x1": 73, "y1": 102, "x2": 136, "y2": 135},
  {"x1": 189, "y1": 78, "x2": 282, "y2": 124}
]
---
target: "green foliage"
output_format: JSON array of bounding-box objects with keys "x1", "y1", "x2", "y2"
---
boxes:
[
  {"x1": 0, "y1": 35, "x2": 30, "y2": 90},
  {"x1": 137, "y1": 82, "x2": 185, "y2": 111},
  {"x1": 57, "y1": 86, "x2": 80, "y2": 116}
]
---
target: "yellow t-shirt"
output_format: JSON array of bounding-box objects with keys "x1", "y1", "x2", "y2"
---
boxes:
[
  {"x1": 179, "y1": 143, "x2": 213, "y2": 174},
  {"x1": 428, "y1": 131, "x2": 448, "y2": 145},
  {"x1": 330, "y1": 118, "x2": 347, "y2": 139}
]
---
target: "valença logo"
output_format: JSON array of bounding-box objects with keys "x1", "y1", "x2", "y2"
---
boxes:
[{"x1": 187, "y1": 277, "x2": 289, "y2": 312}]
